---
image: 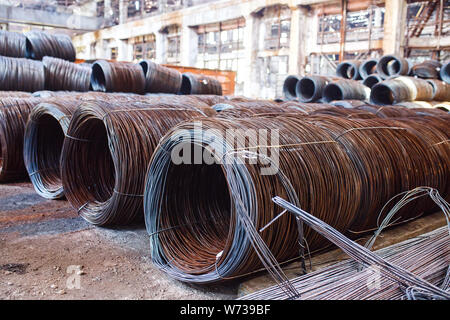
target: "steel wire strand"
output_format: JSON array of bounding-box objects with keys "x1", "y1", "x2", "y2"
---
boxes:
[
  {"x1": 23, "y1": 99, "x2": 81, "y2": 199},
  {"x1": 144, "y1": 116, "x2": 364, "y2": 283},
  {"x1": 61, "y1": 98, "x2": 212, "y2": 226},
  {"x1": 0, "y1": 97, "x2": 41, "y2": 182},
  {"x1": 43, "y1": 57, "x2": 91, "y2": 92}
]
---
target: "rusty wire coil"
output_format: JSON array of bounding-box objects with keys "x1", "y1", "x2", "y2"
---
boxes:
[
  {"x1": 179, "y1": 73, "x2": 223, "y2": 95},
  {"x1": 0, "y1": 97, "x2": 41, "y2": 182},
  {"x1": 25, "y1": 31, "x2": 76, "y2": 62},
  {"x1": 362, "y1": 74, "x2": 383, "y2": 89},
  {"x1": 323, "y1": 79, "x2": 370, "y2": 102},
  {"x1": 90, "y1": 60, "x2": 146, "y2": 94},
  {"x1": 139, "y1": 60, "x2": 182, "y2": 94},
  {"x1": 280, "y1": 101, "x2": 334, "y2": 113},
  {"x1": 143, "y1": 111, "x2": 449, "y2": 283},
  {"x1": 215, "y1": 101, "x2": 297, "y2": 118},
  {"x1": 0, "y1": 30, "x2": 26, "y2": 58},
  {"x1": 0, "y1": 91, "x2": 32, "y2": 98},
  {"x1": 425, "y1": 79, "x2": 450, "y2": 101},
  {"x1": 359, "y1": 59, "x2": 378, "y2": 79},
  {"x1": 412, "y1": 60, "x2": 442, "y2": 79},
  {"x1": 440, "y1": 61, "x2": 450, "y2": 84},
  {"x1": 282, "y1": 75, "x2": 300, "y2": 100},
  {"x1": 60, "y1": 98, "x2": 215, "y2": 226},
  {"x1": 377, "y1": 55, "x2": 411, "y2": 79},
  {"x1": 0, "y1": 56, "x2": 45, "y2": 92},
  {"x1": 370, "y1": 76, "x2": 434, "y2": 105},
  {"x1": 295, "y1": 75, "x2": 337, "y2": 103},
  {"x1": 336, "y1": 60, "x2": 362, "y2": 80},
  {"x1": 330, "y1": 99, "x2": 372, "y2": 109},
  {"x1": 43, "y1": 57, "x2": 91, "y2": 92},
  {"x1": 23, "y1": 99, "x2": 81, "y2": 199}
]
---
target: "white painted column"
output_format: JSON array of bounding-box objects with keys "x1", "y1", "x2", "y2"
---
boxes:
[
  {"x1": 155, "y1": 31, "x2": 166, "y2": 64},
  {"x1": 288, "y1": 6, "x2": 301, "y2": 75},
  {"x1": 242, "y1": 14, "x2": 259, "y2": 98},
  {"x1": 383, "y1": 0, "x2": 407, "y2": 56},
  {"x1": 180, "y1": 25, "x2": 198, "y2": 66}
]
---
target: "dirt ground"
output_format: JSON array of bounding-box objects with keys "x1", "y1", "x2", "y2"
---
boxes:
[{"x1": 0, "y1": 182, "x2": 239, "y2": 300}]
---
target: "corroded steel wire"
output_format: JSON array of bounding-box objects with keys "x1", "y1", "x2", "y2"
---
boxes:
[
  {"x1": 282, "y1": 75, "x2": 300, "y2": 100},
  {"x1": 295, "y1": 75, "x2": 338, "y2": 103},
  {"x1": 323, "y1": 79, "x2": 370, "y2": 102},
  {"x1": 425, "y1": 79, "x2": 450, "y2": 101},
  {"x1": 23, "y1": 99, "x2": 81, "y2": 199},
  {"x1": 336, "y1": 60, "x2": 362, "y2": 80},
  {"x1": 0, "y1": 97, "x2": 41, "y2": 182},
  {"x1": 412, "y1": 60, "x2": 441, "y2": 79},
  {"x1": 61, "y1": 97, "x2": 215, "y2": 226},
  {"x1": 0, "y1": 56, "x2": 45, "y2": 92},
  {"x1": 179, "y1": 73, "x2": 223, "y2": 95},
  {"x1": 90, "y1": 60, "x2": 146, "y2": 94},
  {"x1": 359, "y1": 59, "x2": 378, "y2": 79},
  {"x1": 43, "y1": 57, "x2": 91, "y2": 92},
  {"x1": 370, "y1": 76, "x2": 434, "y2": 105},
  {"x1": 377, "y1": 55, "x2": 411, "y2": 79},
  {"x1": 25, "y1": 31, "x2": 76, "y2": 61}
]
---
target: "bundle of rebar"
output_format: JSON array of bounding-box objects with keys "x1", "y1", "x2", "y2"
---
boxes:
[
  {"x1": 43, "y1": 57, "x2": 92, "y2": 92},
  {"x1": 139, "y1": 60, "x2": 182, "y2": 94},
  {"x1": 25, "y1": 31, "x2": 76, "y2": 62},
  {"x1": 0, "y1": 56, "x2": 45, "y2": 92},
  {"x1": 90, "y1": 60, "x2": 146, "y2": 94},
  {"x1": 0, "y1": 30, "x2": 27, "y2": 58},
  {"x1": 179, "y1": 73, "x2": 223, "y2": 95},
  {"x1": 143, "y1": 111, "x2": 449, "y2": 283},
  {"x1": 0, "y1": 98, "x2": 41, "y2": 182},
  {"x1": 60, "y1": 97, "x2": 216, "y2": 225}
]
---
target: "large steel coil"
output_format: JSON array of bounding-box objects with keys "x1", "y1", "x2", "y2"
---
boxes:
[
  {"x1": 25, "y1": 31, "x2": 76, "y2": 62},
  {"x1": 0, "y1": 91, "x2": 32, "y2": 98},
  {"x1": 295, "y1": 75, "x2": 336, "y2": 103},
  {"x1": 143, "y1": 114, "x2": 449, "y2": 283},
  {"x1": 179, "y1": 73, "x2": 223, "y2": 95},
  {"x1": 359, "y1": 59, "x2": 378, "y2": 79},
  {"x1": 411, "y1": 60, "x2": 441, "y2": 79},
  {"x1": 43, "y1": 57, "x2": 91, "y2": 92},
  {"x1": 90, "y1": 60, "x2": 146, "y2": 94},
  {"x1": 370, "y1": 76, "x2": 434, "y2": 105},
  {"x1": 282, "y1": 75, "x2": 300, "y2": 100},
  {"x1": 425, "y1": 79, "x2": 450, "y2": 101},
  {"x1": 0, "y1": 56, "x2": 45, "y2": 92},
  {"x1": 323, "y1": 79, "x2": 370, "y2": 102},
  {"x1": 440, "y1": 61, "x2": 450, "y2": 84},
  {"x1": 23, "y1": 99, "x2": 81, "y2": 199},
  {"x1": 336, "y1": 60, "x2": 362, "y2": 80},
  {"x1": 139, "y1": 60, "x2": 182, "y2": 94},
  {"x1": 362, "y1": 74, "x2": 383, "y2": 89},
  {"x1": 377, "y1": 55, "x2": 411, "y2": 79},
  {"x1": 60, "y1": 98, "x2": 215, "y2": 226},
  {"x1": 0, "y1": 98, "x2": 41, "y2": 182},
  {"x1": 0, "y1": 30, "x2": 26, "y2": 58}
]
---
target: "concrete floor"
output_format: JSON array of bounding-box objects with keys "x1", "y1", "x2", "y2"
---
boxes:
[{"x1": 0, "y1": 182, "x2": 239, "y2": 300}]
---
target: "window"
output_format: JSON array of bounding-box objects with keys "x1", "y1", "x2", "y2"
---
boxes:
[
  {"x1": 261, "y1": 5, "x2": 291, "y2": 51},
  {"x1": 131, "y1": 34, "x2": 156, "y2": 61},
  {"x1": 257, "y1": 55, "x2": 289, "y2": 99},
  {"x1": 110, "y1": 47, "x2": 118, "y2": 60}
]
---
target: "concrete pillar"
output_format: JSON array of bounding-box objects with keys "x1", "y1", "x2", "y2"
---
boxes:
[
  {"x1": 180, "y1": 25, "x2": 198, "y2": 66},
  {"x1": 288, "y1": 6, "x2": 309, "y2": 76},
  {"x1": 155, "y1": 31, "x2": 166, "y2": 64},
  {"x1": 119, "y1": 0, "x2": 127, "y2": 25},
  {"x1": 242, "y1": 14, "x2": 259, "y2": 97},
  {"x1": 117, "y1": 39, "x2": 132, "y2": 61},
  {"x1": 383, "y1": 0, "x2": 407, "y2": 56}
]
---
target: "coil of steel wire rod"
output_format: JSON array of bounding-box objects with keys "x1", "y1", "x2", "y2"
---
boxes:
[
  {"x1": 179, "y1": 73, "x2": 223, "y2": 95},
  {"x1": 370, "y1": 76, "x2": 434, "y2": 105},
  {"x1": 336, "y1": 60, "x2": 362, "y2": 80},
  {"x1": 139, "y1": 60, "x2": 182, "y2": 94},
  {"x1": 23, "y1": 99, "x2": 81, "y2": 199},
  {"x1": 43, "y1": 57, "x2": 91, "y2": 92},
  {"x1": 323, "y1": 79, "x2": 370, "y2": 102},
  {"x1": 0, "y1": 91, "x2": 32, "y2": 98},
  {"x1": 377, "y1": 55, "x2": 411, "y2": 79},
  {"x1": 440, "y1": 61, "x2": 450, "y2": 84},
  {"x1": 0, "y1": 56, "x2": 45, "y2": 92},
  {"x1": 309, "y1": 107, "x2": 377, "y2": 119},
  {"x1": 144, "y1": 113, "x2": 449, "y2": 283},
  {"x1": 295, "y1": 75, "x2": 337, "y2": 103},
  {"x1": 90, "y1": 60, "x2": 146, "y2": 94},
  {"x1": 280, "y1": 101, "x2": 334, "y2": 113},
  {"x1": 330, "y1": 100, "x2": 371, "y2": 109},
  {"x1": 0, "y1": 30, "x2": 27, "y2": 58},
  {"x1": 25, "y1": 31, "x2": 76, "y2": 61},
  {"x1": 60, "y1": 98, "x2": 214, "y2": 226},
  {"x1": 282, "y1": 75, "x2": 301, "y2": 100},
  {"x1": 412, "y1": 60, "x2": 442, "y2": 79},
  {"x1": 0, "y1": 98, "x2": 41, "y2": 182},
  {"x1": 425, "y1": 79, "x2": 450, "y2": 101},
  {"x1": 359, "y1": 59, "x2": 378, "y2": 79},
  {"x1": 215, "y1": 101, "x2": 293, "y2": 118},
  {"x1": 362, "y1": 74, "x2": 383, "y2": 89}
]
